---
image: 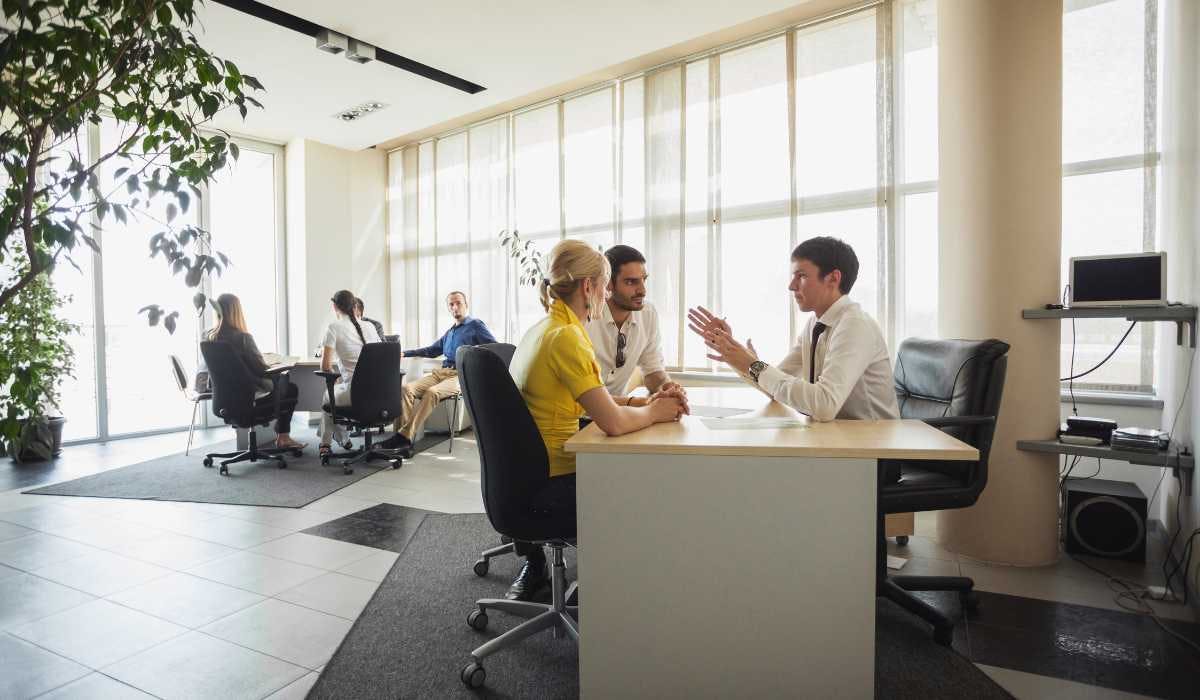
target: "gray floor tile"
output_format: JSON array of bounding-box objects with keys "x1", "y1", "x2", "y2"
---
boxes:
[
  {"x1": 887, "y1": 534, "x2": 961, "y2": 562},
  {"x1": 0, "y1": 533, "x2": 95, "y2": 572},
  {"x1": 104, "y1": 631, "x2": 309, "y2": 700},
  {"x1": 249, "y1": 533, "x2": 377, "y2": 570},
  {"x1": 0, "y1": 519, "x2": 34, "y2": 542},
  {"x1": 275, "y1": 571, "x2": 380, "y2": 620},
  {"x1": 9, "y1": 599, "x2": 186, "y2": 669},
  {"x1": 976, "y1": 663, "x2": 1157, "y2": 699},
  {"x1": 201, "y1": 598, "x2": 353, "y2": 670},
  {"x1": 263, "y1": 671, "x2": 320, "y2": 700},
  {"x1": 104, "y1": 532, "x2": 238, "y2": 571},
  {"x1": 335, "y1": 550, "x2": 399, "y2": 582},
  {"x1": 0, "y1": 633, "x2": 90, "y2": 699},
  {"x1": 34, "y1": 672, "x2": 156, "y2": 699},
  {"x1": 32, "y1": 550, "x2": 172, "y2": 598},
  {"x1": 0, "y1": 574, "x2": 95, "y2": 631},
  {"x1": 185, "y1": 551, "x2": 325, "y2": 596},
  {"x1": 107, "y1": 572, "x2": 266, "y2": 629}
]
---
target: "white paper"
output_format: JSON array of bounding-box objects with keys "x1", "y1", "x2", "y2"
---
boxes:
[
  {"x1": 886, "y1": 555, "x2": 908, "y2": 571},
  {"x1": 699, "y1": 416, "x2": 807, "y2": 430},
  {"x1": 689, "y1": 405, "x2": 752, "y2": 418}
]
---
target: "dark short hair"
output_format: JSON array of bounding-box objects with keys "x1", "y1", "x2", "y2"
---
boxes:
[
  {"x1": 354, "y1": 297, "x2": 365, "y2": 313},
  {"x1": 604, "y1": 245, "x2": 647, "y2": 279},
  {"x1": 791, "y1": 236, "x2": 859, "y2": 294},
  {"x1": 446, "y1": 291, "x2": 468, "y2": 304}
]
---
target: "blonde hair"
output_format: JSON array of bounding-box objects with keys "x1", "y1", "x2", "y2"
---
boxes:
[
  {"x1": 539, "y1": 239, "x2": 610, "y2": 316},
  {"x1": 208, "y1": 293, "x2": 250, "y2": 340}
]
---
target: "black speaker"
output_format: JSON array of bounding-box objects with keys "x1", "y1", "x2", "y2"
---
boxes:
[{"x1": 1065, "y1": 478, "x2": 1147, "y2": 562}]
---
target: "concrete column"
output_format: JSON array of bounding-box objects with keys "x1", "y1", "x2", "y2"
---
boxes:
[{"x1": 936, "y1": 0, "x2": 1062, "y2": 565}]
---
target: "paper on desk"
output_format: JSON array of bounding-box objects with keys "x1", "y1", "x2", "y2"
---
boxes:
[
  {"x1": 689, "y1": 405, "x2": 752, "y2": 418},
  {"x1": 886, "y1": 555, "x2": 908, "y2": 571},
  {"x1": 700, "y1": 416, "x2": 807, "y2": 430}
]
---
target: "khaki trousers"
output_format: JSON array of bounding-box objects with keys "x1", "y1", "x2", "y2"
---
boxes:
[{"x1": 396, "y1": 367, "x2": 460, "y2": 439}]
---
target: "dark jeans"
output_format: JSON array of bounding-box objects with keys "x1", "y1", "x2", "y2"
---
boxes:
[
  {"x1": 514, "y1": 473, "x2": 577, "y2": 564},
  {"x1": 254, "y1": 382, "x2": 299, "y2": 434}
]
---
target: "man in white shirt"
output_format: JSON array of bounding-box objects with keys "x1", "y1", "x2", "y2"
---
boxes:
[
  {"x1": 687, "y1": 236, "x2": 899, "y2": 421},
  {"x1": 587, "y1": 245, "x2": 685, "y2": 405}
]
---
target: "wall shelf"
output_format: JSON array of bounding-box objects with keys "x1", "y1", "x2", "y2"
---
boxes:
[
  {"x1": 1017, "y1": 439, "x2": 1194, "y2": 474},
  {"x1": 1021, "y1": 305, "x2": 1197, "y2": 347}
]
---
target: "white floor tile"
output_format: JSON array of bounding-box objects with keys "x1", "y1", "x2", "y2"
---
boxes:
[
  {"x1": 33, "y1": 550, "x2": 172, "y2": 598},
  {"x1": 9, "y1": 599, "x2": 186, "y2": 669},
  {"x1": 201, "y1": 598, "x2": 353, "y2": 670},
  {"x1": 0, "y1": 504, "x2": 96, "y2": 532},
  {"x1": 0, "y1": 633, "x2": 90, "y2": 699},
  {"x1": 41, "y1": 516, "x2": 167, "y2": 550},
  {"x1": 249, "y1": 533, "x2": 377, "y2": 570},
  {"x1": 275, "y1": 571, "x2": 380, "y2": 620},
  {"x1": 159, "y1": 515, "x2": 293, "y2": 549},
  {"x1": 0, "y1": 574, "x2": 95, "y2": 630},
  {"x1": 107, "y1": 572, "x2": 266, "y2": 628},
  {"x1": 103, "y1": 631, "x2": 309, "y2": 700},
  {"x1": 217, "y1": 505, "x2": 337, "y2": 531},
  {"x1": 185, "y1": 551, "x2": 325, "y2": 596},
  {"x1": 0, "y1": 533, "x2": 95, "y2": 573},
  {"x1": 976, "y1": 664, "x2": 1157, "y2": 699},
  {"x1": 0, "y1": 519, "x2": 34, "y2": 542},
  {"x1": 0, "y1": 562, "x2": 22, "y2": 582},
  {"x1": 336, "y1": 550, "x2": 399, "y2": 582},
  {"x1": 263, "y1": 671, "x2": 320, "y2": 700},
  {"x1": 34, "y1": 672, "x2": 156, "y2": 699},
  {"x1": 103, "y1": 532, "x2": 239, "y2": 571},
  {"x1": 300, "y1": 494, "x2": 379, "y2": 517}
]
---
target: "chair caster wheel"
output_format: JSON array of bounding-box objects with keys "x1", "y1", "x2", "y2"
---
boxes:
[
  {"x1": 219, "y1": 465, "x2": 229, "y2": 476},
  {"x1": 461, "y1": 662, "x2": 486, "y2": 688},
  {"x1": 933, "y1": 625, "x2": 953, "y2": 647},
  {"x1": 277, "y1": 459, "x2": 287, "y2": 469},
  {"x1": 896, "y1": 536, "x2": 909, "y2": 546},
  {"x1": 391, "y1": 459, "x2": 401, "y2": 470},
  {"x1": 473, "y1": 559, "x2": 489, "y2": 577},
  {"x1": 320, "y1": 454, "x2": 330, "y2": 465},
  {"x1": 291, "y1": 449, "x2": 303, "y2": 457},
  {"x1": 467, "y1": 609, "x2": 488, "y2": 631},
  {"x1": 342, "y1": 466, "x2": 353, "y2": 475},
  {"x1": 960, "y1": 590, "x2": 979, "y2": 612},
  {"x1": 203, "y1": 457, "x2": 213, "y2": 468}
]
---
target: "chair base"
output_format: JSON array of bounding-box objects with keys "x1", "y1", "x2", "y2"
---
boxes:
[
  {"x1": 321, "y1": 429, "x2": 404, "y2": 475},
  {"x1": 472, "y1": 539, "x2": 515, "y2": 577},
  {"x1": 203, "y1": 430, "x2": 297, "y2": 476},
  {"x1": 462, "y1": 543, "x2": 577, "y2": 689}
]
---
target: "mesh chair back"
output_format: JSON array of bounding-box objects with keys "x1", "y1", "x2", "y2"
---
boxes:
[
  {"x1": 476, "y1": 342, "x2": 517, "y2": 368},
  {"x1": 457, "y1": 345, "x2": 555, "y2": 541},
  {"x1": 169, "y1": 355, "x2": 188, "y2": 393},
  {"x1": 347, "y1": 342, "x2": 404, "y2": 427},
  {"x1": 200, "y1": 341, "x2": 260, "y2": 427}
]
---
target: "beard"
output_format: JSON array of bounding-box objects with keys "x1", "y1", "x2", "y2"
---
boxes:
[{"x1": 610, "y1": 293, "x2": 644, "y2": 312}]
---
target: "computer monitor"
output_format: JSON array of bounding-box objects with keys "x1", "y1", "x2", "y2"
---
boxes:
[{"x1": 1069, "y1": 252, "x2": 1166, "y2": 307}]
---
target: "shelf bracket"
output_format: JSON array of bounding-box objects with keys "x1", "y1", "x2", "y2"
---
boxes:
[{"x1": 1175, "y1": 318, "x2": 1196, "y2": 348}]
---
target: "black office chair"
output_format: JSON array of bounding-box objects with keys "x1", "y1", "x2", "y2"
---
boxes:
[
  {"x1": 878, "y1": 337, "x2": 1010, "y2": 646},
  {"x1": 317, "y1": 342, "x2": 407, "y2": 475},
  {"x1": 199, "y1": 341, "x2": 302, "y2": 476},
  {"x1": 464, "y1": 343, "x2": 518, "y2": 577},
  {"x1": 456, "y1": 345, "x2": 578, "y2": 690}
]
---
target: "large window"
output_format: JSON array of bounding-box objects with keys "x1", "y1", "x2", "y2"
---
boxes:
[
  {"x1": 391, "y1": 1, "x2": 939, "y2": 370},
  {"x1": 47, "y1": 120, "x2": 286, "y2": 443},
  {"x1": 1060, "y1": 0, "x2": 1160, "y2": 393}
]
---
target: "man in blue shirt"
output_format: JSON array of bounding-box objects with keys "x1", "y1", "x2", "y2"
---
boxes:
[{"x1": 385, "y1": 291, "x2": 496, "y2": 446}]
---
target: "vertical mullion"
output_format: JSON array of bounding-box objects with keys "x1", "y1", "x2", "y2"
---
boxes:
[
  {"x1": 786, "y1": 30, "x2": 799, "y2": 349},
  {"x1": 88, "y1": 120, "x2": 109, "y2": 441},
  {"x1": 677, "y1": 67, "x2": 687, "y2": 369},
  {"x1": 711, "y1": 56, "x2": 723, "y2": 373},
  {"x1": 876, "y1": 3, "x2": 896, "y2": 347},
  {"x1": 613, "y1": 84, "x2": 622, "y2": 244},
  {"x1": 1141, "y1": 0, "x2": 1158, "y2": 390},
  {"x1": 466, "y1": 129, "x2": 474, "y2": 308},
  {"x1": 891, "y1": 0, "x2": 908, "y2": 343},
  {"x1": 558, "y1": 100, "x2": 567, "y2": 239},
  {"x1": 432, "y1": 140, "x2": 439, "y2": 340},
  {"x1": 197, "y1": 179, "x2": 213, "y2": 428},
  {"x1": 274, "y1": 147, "x2": 289, "y2": 355}
]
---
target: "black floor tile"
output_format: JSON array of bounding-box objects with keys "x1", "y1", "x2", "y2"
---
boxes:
[{"x1": 302, "y1": 503, "x2": 432, "y2": 554}]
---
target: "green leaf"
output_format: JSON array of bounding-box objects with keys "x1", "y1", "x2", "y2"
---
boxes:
[
  {"x1": 192, "y1": 292, "x2": 206, "y2": 311},
  {"x1": 229, "y1": 142, "x2": 239, "y2": 161},
  {"x1": 166, "y1": 203, "x2": 178, "y2": 222},
  {"x1": 164, "y1": 312, "x2": 179, "y2": 335},
  {"x1": 157, "y1": 4, "x2": 172, "y2": 25}
]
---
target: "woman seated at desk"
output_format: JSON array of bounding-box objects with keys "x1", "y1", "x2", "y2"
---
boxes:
[
  {"x1": 504, "y1": 239, "x2": 686, "y2": 602},
  {"x1": 319, "y1": 289, "x2": 382, "y2": 459},
  {"x1": 205, "y1": 293, "x2": 306, "y2": 451}
]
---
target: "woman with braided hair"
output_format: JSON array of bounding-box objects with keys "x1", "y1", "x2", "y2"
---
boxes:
[{"x1": 318, "y1": 289, "x2": 382, "y2": 458}]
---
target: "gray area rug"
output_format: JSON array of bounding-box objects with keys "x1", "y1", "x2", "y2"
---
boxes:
[
  {"x1": 24, "y1": 434, "x2": 449, "y2": 508},
  {"x1": 310, "y1": 512, "x2": 1014, "y2": 699}
]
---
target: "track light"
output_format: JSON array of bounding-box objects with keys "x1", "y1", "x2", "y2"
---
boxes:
[
  {"x1": 315, "y1": 29, "x2": 347, "y2": 54},
  {"x1": 346, "y1": 39, "x2": 375, "y2": 64}
]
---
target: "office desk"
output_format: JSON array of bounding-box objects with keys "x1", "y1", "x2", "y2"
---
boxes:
[{"x1": 565, "y1": 386, "x2": 976, "y2": 698}]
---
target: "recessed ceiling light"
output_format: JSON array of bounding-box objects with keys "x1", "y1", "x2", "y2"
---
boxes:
[{"x1": 333, "y1": 101, "x2": 389, "y2": 122}]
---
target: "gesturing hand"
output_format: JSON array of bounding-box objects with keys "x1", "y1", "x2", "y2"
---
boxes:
[
  {"x1": 686, "y1": 306, "x2": 732, "y2": 341},
  {"x1": 700, "y1": 327, "x2": 758, "y2": 374}
]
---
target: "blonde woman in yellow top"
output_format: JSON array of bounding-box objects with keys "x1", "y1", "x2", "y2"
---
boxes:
[{"x1": 505, "y1": 239, "x2": 685, "y2": 601}]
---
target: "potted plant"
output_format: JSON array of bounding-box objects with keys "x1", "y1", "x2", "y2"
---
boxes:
[{"x1": 0, "y1": 252, "x2": 78, "y2": 462}]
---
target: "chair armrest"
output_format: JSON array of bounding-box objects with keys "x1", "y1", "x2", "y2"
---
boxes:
[
  {"x1": 315, "y1": 371, "x2": 340, "y2": 381},
  {"x1": 264, "y1": 364, "x2": 292, "y2": 376},
  {"x1": 921, "y1": 415, "x2": 995, "y2": 429},
  {"x1": 315, "y1": 371, "x2": 340, "y2": 419}
]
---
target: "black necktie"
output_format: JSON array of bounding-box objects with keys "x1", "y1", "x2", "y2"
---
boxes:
[{"x1": 810, "y1": 322, "x2": 827, "y2": 384}]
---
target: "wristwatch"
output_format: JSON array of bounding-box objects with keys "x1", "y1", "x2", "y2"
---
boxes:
[{"x1": 748, "y1": 360, "x2": 768, "y2": 384}]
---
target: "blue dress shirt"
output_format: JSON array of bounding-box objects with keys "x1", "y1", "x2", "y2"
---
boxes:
[{"x1": 403, "y1": 316, "x2": 497, "y2": 369}]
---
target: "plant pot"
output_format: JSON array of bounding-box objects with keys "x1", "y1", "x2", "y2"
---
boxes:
[
  {"x1": 8, "y1": 416, "x2": 64, "y2": 463},
  {"x1": 47, "y1": 416, "x2": 66, "y2": 456}
]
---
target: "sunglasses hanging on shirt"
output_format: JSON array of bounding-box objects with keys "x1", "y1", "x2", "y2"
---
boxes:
[{"x1": 616, "y1": 331, "x2": 627, "y2": 368}]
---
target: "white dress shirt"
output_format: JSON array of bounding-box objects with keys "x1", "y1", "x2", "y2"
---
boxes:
[
  {"x1": 586, "y1": 301, "x2": 666, "y2": 397},
  {"x1": 753, "y1": 295, "x2": 900, "y2": 421}
]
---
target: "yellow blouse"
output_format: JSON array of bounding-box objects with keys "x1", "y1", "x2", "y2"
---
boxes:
[{"x1": 510, "y1": 299, "x2": 604, "y2": 477}]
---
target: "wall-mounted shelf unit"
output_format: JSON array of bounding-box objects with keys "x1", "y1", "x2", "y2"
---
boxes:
[
  {"x1": 1016, "y1": 439, "x2": 1194, "y2": 476},
  {"x1": 1021, "y1": 305, "x2": 1197, "y2": 347}
]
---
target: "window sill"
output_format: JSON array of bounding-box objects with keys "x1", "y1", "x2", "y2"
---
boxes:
[{"x1": 1060, "y1": 390, "x2": 1163, "y2": 409}]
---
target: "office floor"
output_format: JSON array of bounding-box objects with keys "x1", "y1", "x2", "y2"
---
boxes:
[{"x1": 0, "y1": 428, "x2": 1195, "y2": 699}]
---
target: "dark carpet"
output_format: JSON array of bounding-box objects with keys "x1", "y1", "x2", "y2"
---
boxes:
[
  {"x1": 310, "y1": 512, "x2": 1013, "y2": 699},
  {"x1": 302, "y1": 503, "x2": 435, "y2": 553},
  {"x1": 24, "y1": 434, "x2": 448, "y2": 508}
]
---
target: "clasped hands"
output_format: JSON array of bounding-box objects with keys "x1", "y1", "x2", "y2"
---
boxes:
[{"x1": 686, "y1": 306, "x2": 758, "y2": 374}]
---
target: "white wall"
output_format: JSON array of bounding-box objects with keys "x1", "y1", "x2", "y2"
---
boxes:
[{"x1": 284, "y1": 139, "x2": 387, "y2": 355}]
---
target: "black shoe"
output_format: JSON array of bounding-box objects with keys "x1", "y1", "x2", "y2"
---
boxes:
[
  {"x1": 505, "y1": 560, "x2": 549, "y2": 601},
  {"x1": 377, "y1": 433, "x2": 413, "y2": 452}
]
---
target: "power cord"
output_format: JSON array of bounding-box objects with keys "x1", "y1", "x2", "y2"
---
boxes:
[{"x1": 1060, "y1": 321, "x2": 1138, "y2": 382}]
